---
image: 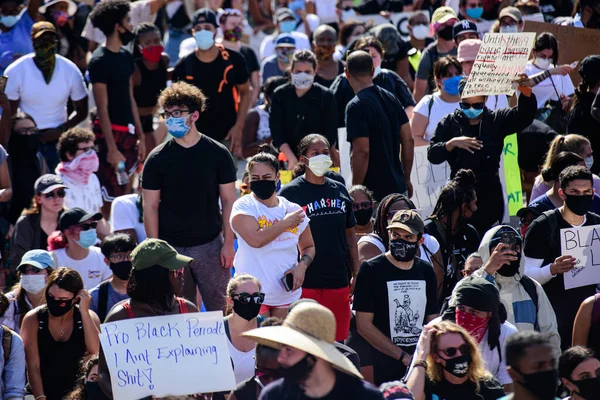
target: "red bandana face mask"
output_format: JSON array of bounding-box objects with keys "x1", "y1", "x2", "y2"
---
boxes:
[
  {"x1": 141, "y1": 45, "x2": 164, "y2": 63},
  {"x1": 455, "y1": 309, "x2": 489, "y2": 343}
]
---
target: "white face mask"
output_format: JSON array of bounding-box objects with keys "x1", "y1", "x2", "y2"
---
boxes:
[
  {"x1": 21, "y1": 274, "x2": 46, "y2": 294},
  {"x1": 586, "y1": 156, "x2": 594, "y2": 169},
  {"x1": 341, "y1": 8, "x2": 356, "y2": 22},
  {"x1": 412, "y1": 24, "x2": 430, "y2": 40},
  {"x1": 291, "y1": 72, "x2": 314, "y2": 89},
  {"x1": 534, "y1": 57, "x2": 551, "y2": 70},
  {"x1": 499, "y1": 24, "x2": 519, "y2": 33},
  {"x1": 307, "y1": 154, "x2": 332, "y2": 177},
  {"x1": 373, "y1": 66, "x2": 382, "y2": 77}
]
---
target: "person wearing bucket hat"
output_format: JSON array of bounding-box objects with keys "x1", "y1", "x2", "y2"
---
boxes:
[
  {"x1": 353, "y1": 210, "x2": 439, "y2": 385},
  {"x1": 97, "y1": 238, "x2": 198, "y2": 397},
  {"x1": 243, "y1": 302, "x2": 384, "y2": 399},
  {"x1": 49, "y1": 207, "x2": 112, "y2": 290}
]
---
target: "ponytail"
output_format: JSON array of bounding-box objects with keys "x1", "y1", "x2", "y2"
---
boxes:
[
  {"x1": 541, "y1": 134, "x2": 590, "y2": 177},
  {"x1": 47, "y1": 231, "x2": 68, "y2": 251}
]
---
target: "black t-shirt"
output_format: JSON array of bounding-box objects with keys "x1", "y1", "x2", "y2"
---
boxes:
[
  {"x1": 346, "y1": 85, "x2": 409, "y2": 201},
  {"x1": 172, "y1": 49, "x2": 249, "y2": 141},
  {"x1": 240, "y1": 45, "x2": 260, "y2": 73},
  {"x1": 88, "y1": 46, "x2": 135, "y2": 126},
  {"x1": 424, "y1": 376, "x2": 505, "y2": 400},
  {"x1": 523, "y1": 209, "x2": 600, "y2": 349},
  {"x1": 279, "y1": 176, "x2": 356, "y2": 289},
  {"x1": 568, "y1": 92, "x2": 600, "y2": 174},
  {"x1": 517, "y1": 120, "x2": 557, "y2": 173},
  {"x1": 259, "y1": 370, "x2": 384, "y2": 400},
  {"x1": 233, "y1": 376, "x2": 259, "y2": 400},
  {"x1": 141, "y1": 135, "x2": 237, "y2": 246}
]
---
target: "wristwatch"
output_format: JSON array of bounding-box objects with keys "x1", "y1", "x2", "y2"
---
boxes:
[{"x1": 414, "y1": 359, "x2": 428, "y2": 369}]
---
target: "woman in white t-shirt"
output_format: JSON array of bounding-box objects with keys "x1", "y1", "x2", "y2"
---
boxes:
[
  {"x1": 411, "y1": 56, "x2": 462, "y2": 146},
  {"x1": 230, "y1": 147, "x2": 315, "y2": 319}
]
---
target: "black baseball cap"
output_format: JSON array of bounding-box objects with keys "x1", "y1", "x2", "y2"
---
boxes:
[
  {"x1": 59, "y1": 207, "x2": 102, "y2": 231},
  {"x1": 453, "y1": 20, "x2": 478, "y2": 40},
  {"x1": 34, "y1": 174, "x2": 67, "y2": 194},
  {"x1": 192, "y1": 8, "x2": 218, "y2": 27}
]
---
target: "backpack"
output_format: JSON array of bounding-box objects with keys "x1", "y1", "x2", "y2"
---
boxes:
[
  {"x1": 1, "y1": 325, "x2": 12, "y2": 364},
  {"x1": 97, "y1": 280, "x2": 111, "y2": 323},
  {"x1": 519, "y1": 275, "x2": 540, "y2": 331}
]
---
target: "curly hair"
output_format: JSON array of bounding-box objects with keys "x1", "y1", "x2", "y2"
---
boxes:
[
  {"x1": 158, "y1": 81, "x2": 207, "y2": 114},
  {"x1": 65, "y1": 354, "x2": 99, "y2": 400},
  {"x1": 57, "y1": 127, "x2": 95, "y2": 162},
  {"x1": 89, "y1": 0, "x2": 131, "y2": 36},
  {"x1": 338, "y1": 21, "x2": 365, "y2": 47}
]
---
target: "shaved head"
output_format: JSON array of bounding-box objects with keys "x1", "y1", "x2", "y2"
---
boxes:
[{"x1": 347, "y1": 50, "x2": 373, "y2": 78}]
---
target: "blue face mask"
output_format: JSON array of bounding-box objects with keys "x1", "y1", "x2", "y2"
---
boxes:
[
  {"x1": 195, "y1": 30, "x2": 215, "y2": 50},
  {"x1": 77, "y1": 229, "x2": 97, "y2": 249},
  {"x1": 280, "y1": 20, "x2": 296, "y2": 33},
  {"x1": 0, "y1": 15, "x2": 18, "y2": 28},
  {"x1": 466, "y1": 7, "x2": 483, "y2": 19},
  {"x1": 443, "y1": 75, "x2": 463, "y2": 96},
  {"x1": 165, "y1": 116, "x2": 191, "y2": 139},
  {"x1": 461, "y1": 106, "x2": 484, "y2": 119}
]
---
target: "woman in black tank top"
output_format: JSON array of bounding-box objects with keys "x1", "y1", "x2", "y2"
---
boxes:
[
  {"x1": 21, "y1": 267, "x2": 101, "y2": 400},
  {"x1": 132, "y1": 23, "x2": 169, "y2": 153}
]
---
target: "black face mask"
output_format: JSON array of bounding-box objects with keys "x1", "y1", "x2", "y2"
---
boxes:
[
  {"x1": 46, "y1": 295, "x2": 74, "y2": 317},
  {"x1": 443, "y1": 353, "x2": 471, "y2": 378},
  {"x1": 119, "y1": 25, "x2": 135, "y2": 45},
  {"x1": 354, "y1": 208, "x2": 373, "y2": 226},
  {"x1": 278, "y1": 354, "x2": 316, "y2": 383},
  {"x1": 250, "y1": 180, "x2": 276, "y2": 200},
  {"x1": 437, "y1": 25, "x2": 454, "y2": 41},
  {"x1": 497, "y1": 256, "x2": 521, "y2": 277},
  {"x1": 516, "y1": 369, "x2": 559, "y2": 400},
  {"x1": 389, "y1": 238, "x2": 418, "y2": 262},
  {"x1": 110, "y1": 261, "x2": 132, "y2": 281},
  {"x1": 84, "y1": 381, "x2": 106, "y2": 400},
  {"x1": 565, "y1": 194, "x2": 593, "y2": 216},
  {"x1": 573, "y1": 376, "x2": 600, "y2": 399},
  {"x1": 9, "y1": 133, "x2": 40, "y2": 154},
  {"x1": 233, "y1": 299, "x2": 262, "y2": 321}
]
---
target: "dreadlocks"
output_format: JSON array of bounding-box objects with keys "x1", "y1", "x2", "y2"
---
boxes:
[
  {"x1": 430, "y1": 169, "x2": 476, "y2": 233},
  {"x1": 373, "y1": 193, "x2": 416, "y2": 251}
]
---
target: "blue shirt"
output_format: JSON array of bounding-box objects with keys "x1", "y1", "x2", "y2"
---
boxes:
[
  {"x1": 529, "y1": 193, "x2": 600, "y2": 214},
  {"x1": 89, "y1": 281, "x2": 130, "y2": 320},
  {"x1": 0, "y1": 326, "x2": 26, "y2": 399},
  {"x1": 0, "y1": 10, "x2": 34, "y2": 74}
]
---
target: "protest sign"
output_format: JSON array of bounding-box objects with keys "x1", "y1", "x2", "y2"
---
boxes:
[
  {"x1": 503, "y1": 134, "x2": 523, "y2": 216},
  {"x1": 560, "y1": 225, "x2": 600, "y2": 290},
  {"x1": 461, "y1": 32, "x2": 536, "y2": 98},
  {"x1": 524, "y1": 21, "x2": 600, "y2": 86},
  {"x1": 410, "y1": 146, "x2": 450, "y2": 218},
  {"x1": 100, "y1": 311, "x2": 236, "y2": 399},
  {"x1": 349, "y1": 11, "x2": 430, "y2": 40},
  {"x1": 338, "y1": 127, "x2": 353, "y2": 188}
]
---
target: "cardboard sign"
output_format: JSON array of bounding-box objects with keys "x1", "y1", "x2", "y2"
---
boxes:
[
  {"x1": 503, "y1": 134, "x2": 523, "y2": 216},
  {"x1": 409, "y1": 146, "x2": 450, "y2": 218},
  {"x1": 462, "y1": 32, "x2": 536, "y2": 98},
  {"x1": 100, "y1": 311, "x2": 236, "y2": 399},
  {"x1": 524, "y1": 21, "x2": 600, "y2": 86},
  {"x1": 350, "y1": 11, "x2": 430, "y2": 40},
  {"x1": 560, "y1": 225, "x2": 600, "y2": 290}
]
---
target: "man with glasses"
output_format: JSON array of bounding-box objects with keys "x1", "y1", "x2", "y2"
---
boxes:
[
  {"x1": 142, "y1": 81, "x2": 237, "y2": 312},
  {"x1": 51, "y1": 208, "x2": 112, "y2": 290},
  {"x1": 89, "y1": 233, "x2": 136, "y2": 322},
  {"x1": 5, "y1": 21, "x2": 88, "y2": 171}
]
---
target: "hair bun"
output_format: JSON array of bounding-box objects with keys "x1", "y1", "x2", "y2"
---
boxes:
[
  {"x1": 541, "y1": 167, "x2": 554, "y2": 182},
  {"x1": 453, "y1": 169, "x2": 476, "y2": 187}
]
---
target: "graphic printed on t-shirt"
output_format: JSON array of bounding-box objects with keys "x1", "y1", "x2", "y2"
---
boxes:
[
  {"x1": 257, "y1": 215, "x2": 299, "y2": 237},
  {"x1": 387, "y1": 280, "x2": 426, "y2": 346},
  {"x1": 300, "y1": 197, "x2": 347, "y2": 216},
  {"x1": 88, "y1": 269, "x2": 103, "y2": 281}
]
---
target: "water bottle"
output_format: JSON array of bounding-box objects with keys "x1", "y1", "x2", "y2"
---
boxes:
[{"x1": 116, "y1": 161, "x2": 128, "y2": 186}]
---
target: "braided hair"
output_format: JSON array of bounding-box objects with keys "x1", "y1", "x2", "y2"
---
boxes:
[
  {"x1": 373, "y1": 193, "x2": 416, "y2": 251},
  {"x1": 430, "y1": 169, "x2": 477, "y2": 234}
]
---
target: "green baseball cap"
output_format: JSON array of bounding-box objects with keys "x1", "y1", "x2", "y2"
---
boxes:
[{"x1": 131, "y1": 239, "x2": 193, "y2": 271}]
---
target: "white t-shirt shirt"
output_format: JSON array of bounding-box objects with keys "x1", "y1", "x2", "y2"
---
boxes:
[
  {"x1": 230, "y1": 194, "x2": 309, "y2": 306},
  {"x1": 314, "y1": 0, "x2": 337, "y2": 23},
  {"x1": 413, "y1": 93, "x2": 460, "y2": 141},
  {"x1": 259, "y1": 31, "x2": 311, "y2": 60},
  {"x1": 4, "y1": 54, "x2": 87, "y2": 130},
  {"x1": 485, "y1": 94, "x2": 509, "y2": 111},
  {"x1": 52, "y1": 246, "x2": 113, "y2": 289},
  {"x1": 111, "y1": 194, "x2": 147, "y2": 242},
  {"x1": 58, "y1": 171, "x2": 103, "y2": 215},
  {"x1": 523, "y1": 61, "x2": 575, "y2": 109}
]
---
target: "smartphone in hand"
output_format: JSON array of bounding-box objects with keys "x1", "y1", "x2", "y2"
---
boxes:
[{"x1": 281, "y1": 274, "x2": 294, "y2": 292}]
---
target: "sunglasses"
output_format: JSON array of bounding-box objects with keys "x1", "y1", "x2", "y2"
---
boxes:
[
  {"x1": 222, "y1": 8, "x2": 242, "y2": 16},
  {"x1": 15, "y1": 127, "x2": 39, "y2": 135},
  {"x1": 437, "y1": 343, "x2": 471, "y2": 358},
  {"x1": 233, "y1": 292, "x2": 265, "y2": 305},
  {"x1": 43, "y1": 189, "x2": 66, "y2": 199},
  {"x1": 353, "y1": 201, "x2": 372, "y2": 212},
  {"x1": 460, "y1": 102, "x2": 485, "y2": 110},
  {"x1": 79, "y1": 222, "x2": 97, "y2": 231},
  {"x1": 19, "y1": 266, "x2": 46, "y2": 274},
  {"x1": 78, "y1": 145, "x2": 97, "y2": 153}
]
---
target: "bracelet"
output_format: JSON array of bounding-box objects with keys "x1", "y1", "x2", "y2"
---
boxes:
[
  {"x1": 414, "y1": 359, "x2": 428, "y2": 369},
  {"x1": 398, "y1": 350, "x2": 406, "y2": 362},
  {"x1": 35, "y1": 396, "x2": 47, "y2": 400}
]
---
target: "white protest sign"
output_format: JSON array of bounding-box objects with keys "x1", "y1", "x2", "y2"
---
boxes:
[
  {"x1": 560, "y1": 225, "x2": 600, "y2": 290},
  {"x1": 100, "y1": 311, "x2": 236, "y2": 399},
  {"x1": 462, "y1": 32, "x2": 536, "y2": 98},
  {"x1": 338, "y1": 127, "x2": 353, "y2": 188},
  {"x1": 409, "y1": 146, "x2": 450, "y2": 218},
  {"x1": 349, "y1": 11, "x2": 430, "y2": 40}
]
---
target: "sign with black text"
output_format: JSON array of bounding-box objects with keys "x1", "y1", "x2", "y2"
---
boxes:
[{"x1": 560, "y1": 225, "x2": 600, "y2": 290}]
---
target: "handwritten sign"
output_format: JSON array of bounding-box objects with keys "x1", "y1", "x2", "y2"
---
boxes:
[
  {"x1": 409, "y1": 146, "x2": 450, "y2": 218},
  {"x1": 100, "y1": 311, "x2": 236, "y2": 399},
  {"x1": 503, "y1": 134, "x2": 523, "y2": 216},
  {"x1": 462, "y1": 32, "x2": 536, "y2": 98},
  {"x1": 560, "y1": 225, "x2": 600, "y2": 290}
]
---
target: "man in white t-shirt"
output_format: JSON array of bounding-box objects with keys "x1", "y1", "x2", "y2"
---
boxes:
[
  {"x1": 259, "y1": 8, "x2": 310, "y2": 60},
  {"x1": 51, "y1": 208, "x2": 112, "y2": 289},
  {"x1": 5, "y1": 21, "x2": 88, "y2": 172},
  {"x1": 110, "y1": 193, "x2": 146, "y2": 243}
]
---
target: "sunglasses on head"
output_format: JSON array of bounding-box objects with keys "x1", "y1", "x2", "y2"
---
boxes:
[
  {"x1": 233, "y1": 292, "x2": 265, "y2": 305},
  {"x1": 437, "y1": 343, "x2": 471, "y2": 358},
  {"x1": 79, "y1": 222, "x2": 97, "y2": 231},
  {"x1": 43, "y1": 189, "x2": 66, "y2": 199},
  {"x1": 460, "y1": 102, "x2": 485, "y2": 110},
  {"x1": 353, "y1": 201, "x2": 372, "y2": 212}
]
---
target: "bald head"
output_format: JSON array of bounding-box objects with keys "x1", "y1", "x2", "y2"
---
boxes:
[{"x1": 346, "y1": 50, "x2": 374, "y2": 78}]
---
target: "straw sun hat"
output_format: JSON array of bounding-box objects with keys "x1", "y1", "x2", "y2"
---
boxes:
[{"x1": 242, "y1": 302, "x2": 363, "y2": 379}]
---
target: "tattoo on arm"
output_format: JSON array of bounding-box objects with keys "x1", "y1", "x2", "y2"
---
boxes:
[{"x1": 300, "y1": 254, "x2": 313, "y2": 266}]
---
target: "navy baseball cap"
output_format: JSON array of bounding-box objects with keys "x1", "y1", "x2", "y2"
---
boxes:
[
  {"x1": 453, "y1": 20, "x2": 478, "y2": 39},
  {"x1": 275, "y1": 33, "x2": 296, "y2": 47},
  {"x1": 58, "y1": 207, "x2": 102, "y2": 231}
]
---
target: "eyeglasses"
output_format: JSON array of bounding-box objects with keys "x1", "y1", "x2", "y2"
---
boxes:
[
  {"x1": 78, "y1": 145, "x2": 97, "y2": 153},
  {"x1": 15, "y1": 127, "x2": 39, "y2": 135},
  {"x1": 79, "y1": 222, "x2": 97, "y2": 231},
  {"x1": 160, "y1": 109, "x2": 191, "y2": 119},
  {"x1": 233, "y1": 292, "x2": 265, "y2": 305},
  {"x1": 43, "y1": 189, "x2": 66, "y2": 199},
  {"x1": 459, "y1": 102, "x2": 485, "y2": 110},
  {"x1": 353, "y1": 201, "x2": 372, "y2": 212},
  {"x1": 437, "y1": 343, "x2": 471, "y2": 358},
  {"x1": 109, "y1": 253, "x2": 131, "y2": 263}
]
